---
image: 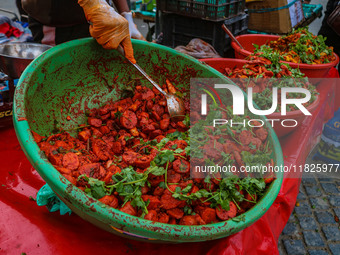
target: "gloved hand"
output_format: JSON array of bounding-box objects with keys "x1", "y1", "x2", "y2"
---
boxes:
[
  {"x1": 121, "y1": 12, "x2": 146, "y2": 41},
  {"x1": 78, "y1": 0, "x2": 136, "y2": 64}
]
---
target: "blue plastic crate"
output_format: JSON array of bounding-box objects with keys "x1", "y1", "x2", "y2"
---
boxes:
[
  {"x1": 131, "y1": 0, "x2": 156, "y2": 18},
  {"x1": 303, "y1": 3, "x2": 323, "y2": 19}
]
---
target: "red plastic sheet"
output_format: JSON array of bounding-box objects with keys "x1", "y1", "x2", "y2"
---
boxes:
[{"x1": 0, "y1": 69, "x2": 338, "y2": 255}]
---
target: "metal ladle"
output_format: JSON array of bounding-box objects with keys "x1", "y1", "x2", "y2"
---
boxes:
[{"x1": 119, "y1": 46, "x2": 186, "y2": 121}]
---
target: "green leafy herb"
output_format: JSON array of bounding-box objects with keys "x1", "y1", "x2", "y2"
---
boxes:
[
  {"x1": 153, "y1": 150, "x2": 175, "y2": 165},
  {"x1": 183, "y1": 205, "x2": 193, "y2": 215},
  {"x1": 114, "y1": 111, "x2": 122, "y2": 119},
  {"x1": 159, "y1": 182, "x2": 166, "y2": 189},
  {"x1": 78, "y1": 175, "x2": 107, "y2": 199},
  {"x1": 232, "y1": 214, "x2": 246, "y2": 222}
]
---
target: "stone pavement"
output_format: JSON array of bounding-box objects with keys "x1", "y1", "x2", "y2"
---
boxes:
[{"x1": 278, "y1": 171, "x2": 340, "y2": 255}]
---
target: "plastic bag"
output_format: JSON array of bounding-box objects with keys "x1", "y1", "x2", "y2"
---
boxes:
[
  {"x1": 174, "y1": 38, "x2": 221, "y2": 59},
  {"x1": 313, "y1": 107, "x2": 340, "y2": 164},
  {"x1": 36, "y1": 184, "x2": 72, "y2": 215}
]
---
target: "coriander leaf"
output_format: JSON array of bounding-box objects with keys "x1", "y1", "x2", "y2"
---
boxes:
[
  {"x1": 148, "y1": 165, "x2": 166, "y2": 176},
  {"x1": 232, "y1": 214, "x2": 246, "y2": 222},
  {"x1": 182, "y1": 114, "x2": 190, "y2": 127},
  {"x1": 114, "y1": 111, "x2": 122, "y2": 118},
  {"x1": 174, "y1": 148, "x2": 184, "y2": 154},
  {"x1": 159, "y1": 182, "x2": 166, "y2": 189},
  {"x1": 204, "y1": 175, "x2": 211, "y2": 183},
  {"x1": 171, "y1": 144, "x2": 178, "y2": 149},
  {"x1": 87, "y1": 178, "x2": 107, "y2": 199},
  {"x1": 183, "y1": 205, "x2": 193, "y2": 215},
  {"x1": 153, "y1": 150, "x2": 175, "y2": 165},
  {"x1": 181, "y1": 183, "x2": 193, "y2": 193},
  {"x1": 248, "y1": 142, "x2": 256, "y2": 150}
]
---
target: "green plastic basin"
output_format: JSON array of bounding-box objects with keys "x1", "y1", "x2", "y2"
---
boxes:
[{"x1": 13, "y1": 38, "x2": 283, "y2": 242}]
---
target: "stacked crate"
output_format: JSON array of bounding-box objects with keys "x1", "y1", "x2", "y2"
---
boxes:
[{"x1": 156, "y1": 0, "x2": 248, "y2": 57}]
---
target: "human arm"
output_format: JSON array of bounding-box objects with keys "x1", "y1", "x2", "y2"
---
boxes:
[
  {"x1": 112, "y1": 0, "x2": 146, "y2": 40},
  {"x1": 78, "y1": 0, "x2": 136, "y2": 63}
]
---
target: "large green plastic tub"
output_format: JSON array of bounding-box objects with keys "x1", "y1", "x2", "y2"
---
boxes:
[{"x1": 13, "y1": 38, "x2": 283, "y2": 242}]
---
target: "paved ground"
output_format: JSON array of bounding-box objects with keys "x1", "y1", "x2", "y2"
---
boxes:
[{"x1": 278, "y1": 146, "x2": 340, "y2": 255}]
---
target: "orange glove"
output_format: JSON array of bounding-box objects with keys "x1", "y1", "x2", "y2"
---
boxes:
[{"x1": 78, "y1": 0, "x2": 136, "y2": 64}]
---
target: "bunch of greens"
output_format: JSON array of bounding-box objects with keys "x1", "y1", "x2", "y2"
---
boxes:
[
  {"x1": 252, "y1": 78, "x2": 318, "y2": 112},
  {"x1": 79, "y1": 164, "x2": 165, "y2": 217},
  {"x1": 277, "y1": 27, "x2": 334, "y2": 64},
  {"x1": 78, "y1": 130, "x2": 190, "y2": 217},
  {"x1": 253, "y1": 44, "x2": 305, "y2": 78},
  {"x1": 170, "y1": 175, "x2": 266, "y2": 214}
]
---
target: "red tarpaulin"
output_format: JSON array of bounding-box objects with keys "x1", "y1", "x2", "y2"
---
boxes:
[{"x1": 0, "y1": 69, "x2": 338, "y2": 255}]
